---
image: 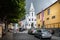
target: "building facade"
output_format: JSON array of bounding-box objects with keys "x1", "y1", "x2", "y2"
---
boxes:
[
  {"x1": 36, "y1": 12, "x2": 43, "y2": 28},
  {"x1": 37, "y1": 1, "x2": 60, "y2": 28},
  {"x1": 26, "y1": 3, "x2": 37, "y2": 29}
]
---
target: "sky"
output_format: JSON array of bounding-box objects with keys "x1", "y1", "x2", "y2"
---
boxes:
[{"x1": 25, "y1": 0, "x2": 57, "y2": 14}]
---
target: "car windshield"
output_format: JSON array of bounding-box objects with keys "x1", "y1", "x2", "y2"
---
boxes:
[{"x1": 41, "y1": 29, "x2": 49, "y2": 32}]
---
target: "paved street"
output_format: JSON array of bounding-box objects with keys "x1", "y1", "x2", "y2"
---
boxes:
[
  {"x1": 13, "y1": 33, "x2": 40, "y2": 40},
  {"x1": 13, "y1": 33, "x2": 60, "y2": 40},
  {"x1": 13, "y1": 30, "x2": 60, "y2": 40},
  {"x1": 13, "y1": 30, "x2": 40, "y2": 40},
  {"x1": 1, "y1": 30, "x2": 60, "y2": 40}
]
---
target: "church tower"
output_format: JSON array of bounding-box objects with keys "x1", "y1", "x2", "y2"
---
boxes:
[{"x1": 26, "y1": 2, "x2": 37, "y2": 29}]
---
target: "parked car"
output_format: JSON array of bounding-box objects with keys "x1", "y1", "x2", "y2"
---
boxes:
[
  {"x1": 28, "y1": 28, "x2": 38, "y2": 35},
  {"x1": 31, "y1": 28, "x2": 40, "y2": 35},
  {"x1": 19, "y1": 28, "x2": 26, "y2": 32},
  {"x1": 34, "y1": 29, "x2": 52, "y2": 40},
  {"x1": 32, "y1": 28, "x2": 37, "y2": 35},
  {"x1": 28, "y1": 28, "x2": 33, "y2": 34},
  {"x1": 48, "y1": 29, "x2": 55, "y2": 35},
  {"x1": 13, "y1": 27, "x2": 19, "y2": 33}
]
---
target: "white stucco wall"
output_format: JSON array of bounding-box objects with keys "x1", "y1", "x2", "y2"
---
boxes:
[{"x1": 26, "y1": 3, "x2": 37, "y2": 29}]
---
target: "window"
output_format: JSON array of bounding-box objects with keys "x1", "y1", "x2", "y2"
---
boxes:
[
  {"x1": 48, "y1": 8, "x2": 50, "y2": 15},
  {"x1": 47, "y1": 18, "x2": 49, "y2": 20},
  {"x1": 38, "y1": 24, "x2": 40, "y2": 27},
  {"x1": 52, "y1": 16, "x2": 55, "y2": 19},
  {"x1": 29, "y1": 19, "x2": 30, "y2": 21},
  {"x1": 32, "y1": 13, "x2": 33, "y2": 16},
  {"x1": 32, "y1": 18, "x2": 33, "y2": 21}
]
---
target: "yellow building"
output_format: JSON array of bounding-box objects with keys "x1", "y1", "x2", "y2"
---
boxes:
[
  {"x1": 37, "y1": 1, "x2": 60, "y2": 28},
  {"x1": 36, "y1": 12, "x2": 43, "y2": 28}
]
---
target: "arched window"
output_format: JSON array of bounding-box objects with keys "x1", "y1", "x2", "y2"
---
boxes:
[
  {"x1": 32, "y1": 18, "x2": 33, "y2": 21},
  {"x1": 29, "y1": 19, "x2": 30, "y2": 21}
]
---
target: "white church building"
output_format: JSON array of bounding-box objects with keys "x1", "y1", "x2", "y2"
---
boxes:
[{"x1": 25, "y1": 3, "x2": 37, "y2": 29}]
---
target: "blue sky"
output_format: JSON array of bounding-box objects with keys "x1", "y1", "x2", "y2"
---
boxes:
[{"x1": 25, "y1": 0, "x2": 57, "y2": 14}]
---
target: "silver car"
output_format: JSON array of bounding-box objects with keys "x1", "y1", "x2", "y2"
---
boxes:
[
  {"x1": 34, "y1": 29, "x2": 52, "y2": 40},
  {"x1": 41, "y1": 29, "x2": 52, "y2": 39}
]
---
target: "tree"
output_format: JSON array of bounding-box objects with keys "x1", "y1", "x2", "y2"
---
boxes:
[
  {"x1": 0, "y1": 0, "x2": 26, "y2": 23},
  {"x1": 0, "y1": 0, "x2": 26, "y2": 31}
]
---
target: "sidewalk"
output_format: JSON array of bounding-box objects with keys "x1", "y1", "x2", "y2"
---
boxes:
[
  {"x1": 7, "y1": 32, "x2": 13, "y2": 40},
  {"x1": 2, "y1": 32, "x2": 13, "y2": 40}
]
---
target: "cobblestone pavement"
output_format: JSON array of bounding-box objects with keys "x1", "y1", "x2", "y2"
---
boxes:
[
  {"x1": 1, "y1": 30, "x2": 60, "y2": 40},
  {"x1": 13, "y1": 30, "x2": 60, "y2": 40},
  {"x1": 13, "y1": 33, "x2": 40, "y2": 40},
  {"x1": 1, "y1": 32, "x2": 13, "y2": 40},
  {"x1": 13, "y1": 33, "x2": 60, "y2": 40}
]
